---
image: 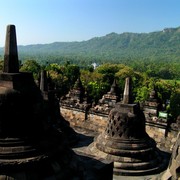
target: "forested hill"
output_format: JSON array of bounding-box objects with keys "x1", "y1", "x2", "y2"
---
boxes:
[{"x1": 0, "y1": 26, "x2": 180, "y2": 64}]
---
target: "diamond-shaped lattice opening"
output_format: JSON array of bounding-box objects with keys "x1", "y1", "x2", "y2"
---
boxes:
[
  {"x1": 119, "y1": 132, "x2": 123, "y2": 137},
  {"x1": 113, "y1": 120, "x2": 116, "y2": 125}
]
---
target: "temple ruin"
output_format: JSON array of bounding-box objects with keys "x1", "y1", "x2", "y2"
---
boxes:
[
  {"x1": 61, "y1": 75, "x2": 179, "y2": 178},
  {"x1": 0, "y1": 24, "x2": 179, "y2": 179},
  {"x1": 0, "y1": 24, "x2": 113, "y2": 179}
]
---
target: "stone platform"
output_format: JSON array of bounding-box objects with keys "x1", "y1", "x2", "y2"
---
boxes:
[
  {"x1": 72, "y1": 126, "x2": 170, "y2": 180},
  {"x1": 72, "y1": 127, "x2": 113, "y2": 180}
]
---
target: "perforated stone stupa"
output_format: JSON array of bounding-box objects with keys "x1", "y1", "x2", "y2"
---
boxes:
[{"x1": 89, "y1": 77, "x2": 169, "y2": 176}]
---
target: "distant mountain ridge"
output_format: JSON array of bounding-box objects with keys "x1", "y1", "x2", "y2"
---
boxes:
[{"x1": 0, "y1": 26, "x2": 180, "y2": 63}]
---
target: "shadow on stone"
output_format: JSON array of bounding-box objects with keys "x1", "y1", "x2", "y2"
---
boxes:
[
  {"x1": 74, "y1": 152, "x2": 113, "y2": 180},
  {"x1": 72, "y1": 132, "x2": 94, "y2": 148}
]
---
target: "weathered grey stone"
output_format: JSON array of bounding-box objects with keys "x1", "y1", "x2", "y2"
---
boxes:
[
  {"x1": 143, "y1": 86, "x2": 164, "y2": 123},
  {"x1": 90, "y1": 79, "x2": 120, "y2": 115},
  {"x1": 122, "y1": 77, "x2": 133, "y2": 104},
  {"x1": 3, "y1": 24, "x2": 19, "y2": 73},
  {"x1": 0, "y1": 24, "x2": 84, "y2": 179},
  {"x1": 89, "y1": 77, "x2": 169, "y2": 176},
  {"x1": 39, "y1": 70, "x2": 48, "y2": 92},
  {"x1": 161, "y1": 132, "x2": 180, "y2": 179}
]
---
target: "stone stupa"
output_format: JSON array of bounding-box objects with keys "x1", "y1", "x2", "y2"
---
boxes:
[
  {"x1": 39, "y1": 69, "x2": 79, "y2": 146},
  {"x1": 143, "y1": 86, "x2": 163, "y2": 121},
  {"x1": 89, "y1": 77, "x2": 169, "y2": 176},
  {"x1": 0, "y1": 24, "x2": 82, "y2": 179}
]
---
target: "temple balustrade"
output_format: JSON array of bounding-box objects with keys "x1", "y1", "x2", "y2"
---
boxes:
[{"x1": 60, "y1": 100, "x2": 179, "y2": 153}]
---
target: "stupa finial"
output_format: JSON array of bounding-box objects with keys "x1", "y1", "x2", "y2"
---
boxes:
[
  {"x1": 40, "y1": 70, "x2": 48, "y2": 92},
  {"x1": 122, "y1": 77, "x2": 133, "y2": 104},
  {"x1": 3, "y1": 24, "x2": 19, "y2": 73}
]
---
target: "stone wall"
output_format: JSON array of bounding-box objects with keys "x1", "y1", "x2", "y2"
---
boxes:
[
  {"x1": 145, "y1": 121, "x2": 178, "y2": 152},
  {"x1": 60, "y1": 106, "x2": 108, "y2": 132},
  {"x1": 60, "y1": 106, "x2": 178, "y2": 152}
]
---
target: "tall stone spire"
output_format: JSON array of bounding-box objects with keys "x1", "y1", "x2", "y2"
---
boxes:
[
  {"x1": 122, "y1": 77, "x2": 133, "y2": 104},
  {"x1": 72, "y1": 77, "x2": 85, "y2": 103},
  {"x1": 109, "y1": 79, "x2": 118, "y2": 95},
  {"x1": 3, "y1": 24, "x2": 19, "y2": 73},
  {"x1": 40, "y1": 70, "x2": 48, "y2": 92}
]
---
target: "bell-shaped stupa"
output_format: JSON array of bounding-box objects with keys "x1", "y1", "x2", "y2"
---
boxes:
[
  {"x1": 90, "y1": 77, "x2": 168, "y2": 176},
  {"x1": 0, "y1": 25, "x2": 81, "y2": 179}
]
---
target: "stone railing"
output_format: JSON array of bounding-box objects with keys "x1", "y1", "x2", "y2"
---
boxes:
[{"x1": 60, "y1": 104, "x2": 179, "y2": 153}]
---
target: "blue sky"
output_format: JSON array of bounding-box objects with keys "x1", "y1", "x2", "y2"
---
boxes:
[{"x1": 0, "y1": 0, "x2": 180, "y2": 47}]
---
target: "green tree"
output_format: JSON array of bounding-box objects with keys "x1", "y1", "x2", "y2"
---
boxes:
[
  {"x1": 64, "y1": 64, "x2": 80, "y2": 89},
  {"x1": 20, "y1": 60, "x2": 41, "y2": 79},
  {"x1": 80, "y1": 69, "x2": 108, "y2": 103},
  {"x1": 45, "y1": 63, "x2": 68, "y2": 96},
  {"x1": 86, "y1": 81, "x2": 109, "y2": 104},
  {"x1": 96, "y1": 63, "x2": 120, "y2": 84}
]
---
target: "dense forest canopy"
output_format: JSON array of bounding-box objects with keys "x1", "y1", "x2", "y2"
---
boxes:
[
  {"x1": 0, "y1": 26, "x2": 180, "y2": 79},
  {"x1": 0, "y1": 59, "x2": 179, "y2": 121}
]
